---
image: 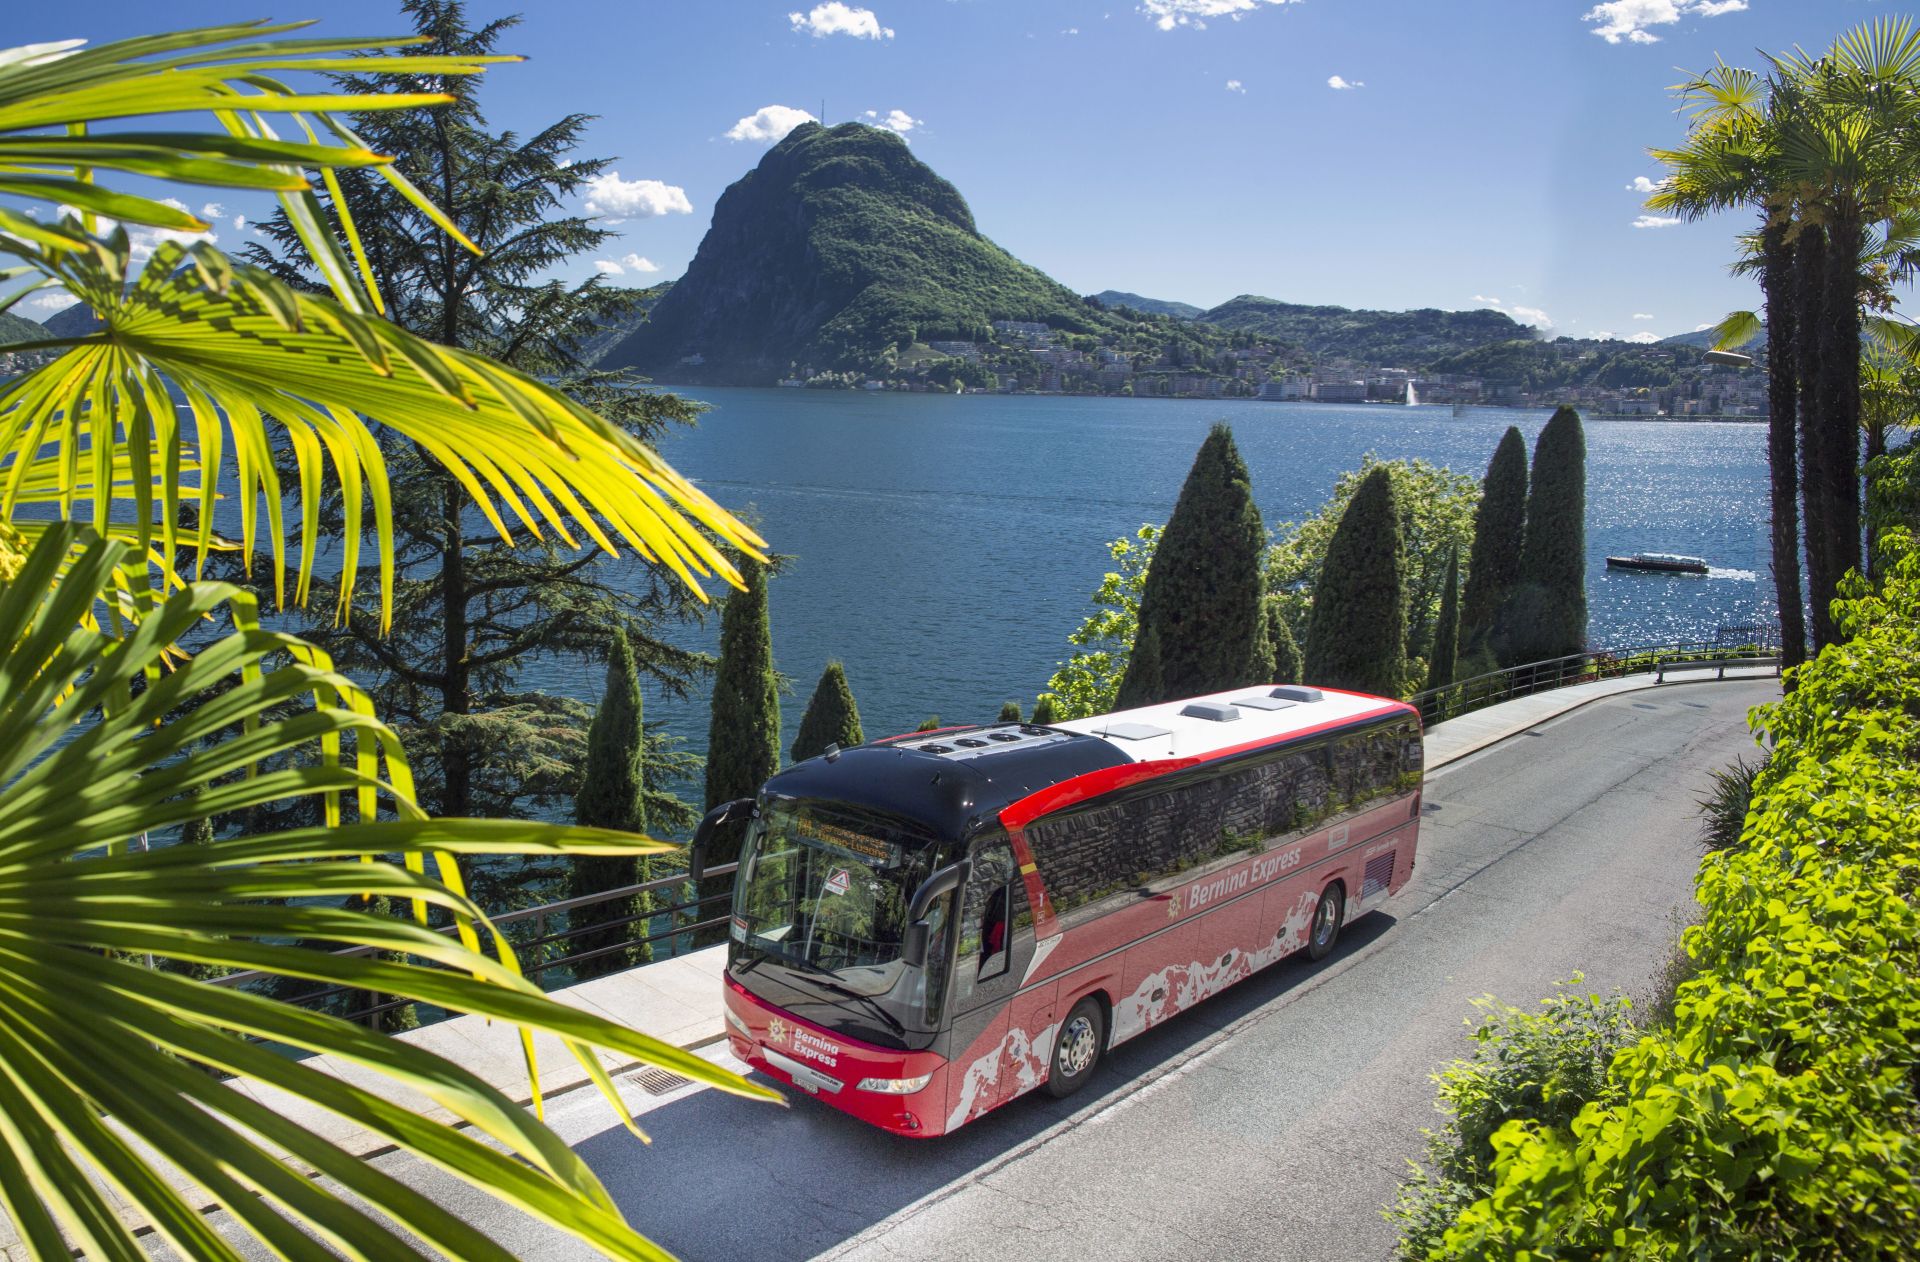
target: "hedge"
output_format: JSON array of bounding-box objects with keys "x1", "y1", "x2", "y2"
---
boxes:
[{"x1": 1420, "y1": 528, "x2": 1920, "y2": 1258}]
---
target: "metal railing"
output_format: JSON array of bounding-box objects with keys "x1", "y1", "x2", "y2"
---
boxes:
[
  {"x1": 1405, "y1": 629, "x2": 1782, "y2": 728},
  {"x1": 212, "y1": 851, "x2": 740, "y2": 1028}
]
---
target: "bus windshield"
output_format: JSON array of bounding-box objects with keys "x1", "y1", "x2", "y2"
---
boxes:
[{"x1": 731, "y1": 800, "x2": 950, "y2": 1025}]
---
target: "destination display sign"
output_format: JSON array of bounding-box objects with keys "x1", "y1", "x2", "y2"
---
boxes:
[{"x1": 794, "y1": 814, "x2": 897, "y2": 865}]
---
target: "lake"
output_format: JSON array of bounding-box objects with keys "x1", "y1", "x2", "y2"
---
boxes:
[{"x1": 519, "y1": 389, "x2": 1774, "y2": 759}]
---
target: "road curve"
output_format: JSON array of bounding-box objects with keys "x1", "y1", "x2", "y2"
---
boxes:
[{"x1": 341, "y1": 680, "x2": 1778, "y2": 1262}]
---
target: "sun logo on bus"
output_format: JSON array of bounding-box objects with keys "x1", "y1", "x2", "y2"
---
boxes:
[
  {"x1": 1167, "y1": 891, "x2": 1182, "y2": 919},
  {"x1": 766, "y1": 1017, "x2": 790, "y2": 1046}
]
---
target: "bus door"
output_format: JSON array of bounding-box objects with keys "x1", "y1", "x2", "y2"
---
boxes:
[{"x1": 944, "y1": 839, "x2": 1046, "y2": 1121}]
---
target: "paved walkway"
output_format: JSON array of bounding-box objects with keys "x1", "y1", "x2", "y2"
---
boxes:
[{"x1": 0, "y1": 663, "x2": 1782, "y2": 1258}]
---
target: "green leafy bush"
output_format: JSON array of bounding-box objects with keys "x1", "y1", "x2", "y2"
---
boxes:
[
  {"x1": 1419, "y1": 529, "x2": 1920, "y2": 1258},
  {"x1": 1389, "y1": 982, "x2": 1639, "y2": 1260}
]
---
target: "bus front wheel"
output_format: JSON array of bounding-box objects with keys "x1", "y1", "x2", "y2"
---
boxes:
[
  {"x1": 1046, "y1": 997, "x2": 1105, "y2": 1098},
  {"x1": 1308, "y1": 883, "x2": 1345, "y2": 962}
]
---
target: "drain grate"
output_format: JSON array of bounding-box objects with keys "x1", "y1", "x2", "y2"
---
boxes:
[{"x1": 629, "y1": 1066, "x2": 693, "y2": 1097}]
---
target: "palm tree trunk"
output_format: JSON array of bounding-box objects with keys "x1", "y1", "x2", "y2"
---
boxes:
[
  {"x1": 1795, "y1": 226, "x2": 1836, "y2": 652},
  {"x1": 1760, "y1": 220, "x2": 1806, "y2": 676},
  {"x1": 1823, "y1": 212, "x2": 1864, "y2": 608}
]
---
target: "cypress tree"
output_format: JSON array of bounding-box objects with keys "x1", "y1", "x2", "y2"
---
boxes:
[
  {"x1": 1302, "y1": 466, "x2": 1407, "y2": 697},
  {"x1": 1494, "y1": 407, "x2": 1588, "y2": 665},
  {"x1": 791, "y1": 661, "x2": 864, "y2": 762},
  {"x1": 569, "y1": 627, "x2": 652, "y2": 978},
  {"x1": 997, "y1": 700, "x2": 1023, "y2": 723},
  {"x1": 1460, "y1": 426, "x2": 1528, "y2": 653},
  {"x1": 1426, "y1": 545, "x2": 1461, "y2": 694},
  {"x1": 1268, "y1": 604, "x2": 1302, "y2": 685},
  {"x1": 1115, "y1": 424, "x2": 1273, "y2": 708},
  {"x1": 700, "y1": 558, "x2": 779, "y2": 942},
  {"x1": 1031, "y1": 695, "x2": 1060, "y2": 724}
]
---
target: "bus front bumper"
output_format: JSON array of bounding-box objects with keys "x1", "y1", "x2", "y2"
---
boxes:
[{"x1": 724, "y1": 979, "x2": 950, "y2": 1137}]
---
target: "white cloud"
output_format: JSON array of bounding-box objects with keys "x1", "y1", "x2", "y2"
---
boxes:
[
  {"x1": 1632, "y1": 312, "x2": 1655, "y2": 320},
  {"x1": 584, "y1": 172, "x2": 693, "y2": 221},
  {"x1": 1626, "y1": 175, "x2": 1666, "y2": 194},
  {"x1": 863, "y1": 107, "x2": 922, "y2": 135},
  {"x1": 789, "y1": 3, "x2": 893, "y2": 39},
  {"x1": 232, "y1": 214, "x2": 247, "y2": 232},
  {"x1": 27, "y1": 291, "x2": 79, "y2": 313},
  {"x1": 726, "y1": 105, "x2": 818, "y2": 145},
  {"x1": 1328, "y1": 75, "x2": 1363, "y2": 90},
  {"x1": 1694, "y1": 322, "x2": 1714, "y2": 332},
  {"x1": 1633, "y1": 214, "x2": 1682, "y2": 229},
  {"x1": 1225, "y1": 78, "x2": 1245, "y2": 93},
  {"x1": 63, "y1": 197, "x2": 218, "y2": 265},
  {"x1": 199, "y1": 202, "x2": 224, "y2": 220},
  {"x1": 1063, "y1": 27, "x2": 1080, "y2": 35},
  {"x1": 1591, "y1": 330, "x2": 1615, "y2": 340},
  {"x1": 1584, "y1": 0, "x2": 1746, "y2": 46},
  {"x1": 1472, "y1": 293, "x2": 1503, "y2": 306},
  {"x1": 1138, "y1": 0, "x2": 1300, "y2": 31},
  {"x1": 1512, "y1": 305, "x2": 1553, "y2": 328},
  {"x1": 1622, "y1": 331, "x2": 1660, "y2": 343},
  {"x1": 594, "y1": 253, "x2": 661, "y2": 280}
]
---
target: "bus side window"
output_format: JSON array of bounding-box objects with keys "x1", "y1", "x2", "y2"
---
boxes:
[{"x1": 978, "y1": 884, "x2": 1010, "y2": 980}]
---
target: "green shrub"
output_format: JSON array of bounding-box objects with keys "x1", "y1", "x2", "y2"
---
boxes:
[
  {"x1": 1695, "y1": 756, "x2": 1763, "y2": 852},
  {"x1": 1389, "y1": 981, "x2": 1638, "y2": 1261},
  {"x1": 1425, "y1": 528, "x2": 1920, "y2": 1259}
]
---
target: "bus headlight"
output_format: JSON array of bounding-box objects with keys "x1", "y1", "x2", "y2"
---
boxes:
[
  {"x1": 857, "y1": 1073, "x2": 933, "y2": 1094},
  {"x1": 726, "y1": 1008, "x2": 751, "y2": 1036}
]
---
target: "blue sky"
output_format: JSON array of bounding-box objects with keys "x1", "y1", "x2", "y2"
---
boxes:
[{"x1": 18, "y1": 0, "x2": 1887, "y2": 342}]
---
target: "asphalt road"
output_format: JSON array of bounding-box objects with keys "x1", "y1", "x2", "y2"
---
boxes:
[{"x1": 226, "y1": 680, "x2": 1779, "y2": 1262}]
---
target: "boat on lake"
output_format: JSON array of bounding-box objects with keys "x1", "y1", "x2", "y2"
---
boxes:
[{"x1": 1606, "y1": 552, "x2": 1709, "y2": 575}]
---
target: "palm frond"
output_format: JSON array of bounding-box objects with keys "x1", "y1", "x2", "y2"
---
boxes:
[
  {"x1": 0, "y1": 523, "x2": 778, "y2": 1260},
  {"x1": 0, "y1": 234, "x2": 764, "y2": 630}
]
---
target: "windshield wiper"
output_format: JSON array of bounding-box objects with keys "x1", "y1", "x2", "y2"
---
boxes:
[{"x1": 787, "y1": 957, "x2": 907, "y2": 1036}]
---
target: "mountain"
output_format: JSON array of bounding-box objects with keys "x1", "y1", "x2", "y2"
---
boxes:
[
  {"x1": 1090, "y1": 291, "x2": 1203, "y2": 321},
  {"x1": 605, "y1": 123, "x2": 1111, "y2": 384},
  {"x1": 1426, "y1": 337, "x2": 1714, "y2": 391},
  {"x1": 1660, "y1": 324, "x2": 1765, "y2": 351},
  {"x1": 0, "y1": 311, "x2": 43, "y2": 346},
  {"x1": 575, "y1": 282, "x2": 672, "y2": 368},
  {"x1": 1198, "y1": 295, "x2": 1528, "y2": 366},
  {"x1": 38, "y1": 302, "x2": 102, "y2": 338}
]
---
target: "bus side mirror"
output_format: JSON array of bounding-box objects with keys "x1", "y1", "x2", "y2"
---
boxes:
[
  {"x1": 690, "y1": 797, "x2": 756, "y2": 885},
  {"x1": 901, "y1": 860, "x2": 969, "y2": 969}
]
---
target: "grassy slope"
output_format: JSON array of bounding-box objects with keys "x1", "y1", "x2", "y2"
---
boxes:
[{"x1": 1200, "y1": 294, "x2": 1526, "y2": 365}]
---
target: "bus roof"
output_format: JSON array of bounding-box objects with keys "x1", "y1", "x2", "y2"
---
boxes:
[
  {"x1": 765, "y1": 685, "x2": 1412, "y2": 842},
  {"x1": 1055, "y1": 684, "x2": 1409, "y2": 763}
]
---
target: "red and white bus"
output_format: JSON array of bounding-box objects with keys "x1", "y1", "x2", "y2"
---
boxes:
[{"x1": 714, "y1": 683, "x2": 1423, "y2": 1136}]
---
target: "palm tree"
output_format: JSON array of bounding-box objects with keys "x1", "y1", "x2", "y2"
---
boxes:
[
  {"x1": 1650, "y1": 59, "x2": 1809, "y2": 672},
  {"x1": 1654, "y1": 19, "x2": 1920, "y2": 656},
  {"x1": 0, "y1": 21, "x2": 771, "y2": 1259}
]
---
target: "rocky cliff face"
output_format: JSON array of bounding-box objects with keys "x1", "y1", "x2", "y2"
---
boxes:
[{"x1": 604, "y1": 122, "x2": 1099, "y2": 384}]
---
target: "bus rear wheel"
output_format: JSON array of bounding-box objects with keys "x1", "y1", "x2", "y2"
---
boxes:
[
  {"x1": 1046, "y1": 997, "x2": 1105, "y2": 1098},
  {"x1": 1307, "y1": 883, "x2": 1345, "y2": 961}
]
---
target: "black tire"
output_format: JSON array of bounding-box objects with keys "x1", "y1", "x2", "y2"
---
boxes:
[
  {"x1": 1046, "y1": 997, "x2": 1106, "y2": 1098},
  {"x1": 1307, "y1": 882, "x2": 1345, "y2": 962}
]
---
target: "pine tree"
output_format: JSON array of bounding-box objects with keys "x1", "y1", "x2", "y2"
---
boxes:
[
  {"x1": 997, "y1": 701, "x2": 1023, "y2": 723},
  {"x1": 1116, "y1": 425, "x2": 1273, "y2": 707},
  {"x1": 1426, "y1": 545, "x2": 1461, "y2": 694},
  {"x1": 1302, "y1": 466, "x2": 1407, "y2": 697},
  {"x1": 1494, "y1": 407, "x2": 1588, "y2": 665},
  {"x1": 243, "y1": 1, "x2": 711, "y2": 840},
  {"x1": 1031, "y1": 695, "x2": 1060, "y2": 724},
  {"x1": 568, "y1": 628, "x2": 652, "y2": 978},
  {"x1": 791, "y1": 662, "x2": 864, "y2": 762},
  {"x1": 1268, "y1": 605, "x2": 1301, "y2": 685},
  {"x1": 1460, "y1": 426, "x2": 1528, "y2": 654}
]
